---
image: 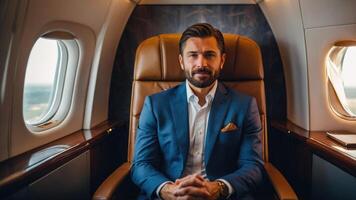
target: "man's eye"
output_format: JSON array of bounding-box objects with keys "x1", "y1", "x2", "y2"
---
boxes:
[
  {"x1": 189, "y1": 54, "x2": 198, "y2": 58},
  {"x1": 205, "y1": 53, "x2": 216, "y2": 58}
]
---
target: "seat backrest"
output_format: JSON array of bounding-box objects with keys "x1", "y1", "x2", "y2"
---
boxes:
[{"x1": 128, "y1": 33, "x2": 267, "y2": 162}]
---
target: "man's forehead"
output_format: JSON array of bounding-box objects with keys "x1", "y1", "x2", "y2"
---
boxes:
[{"x1": 183, "y1": 36, "x2": 220, "y2": 52}]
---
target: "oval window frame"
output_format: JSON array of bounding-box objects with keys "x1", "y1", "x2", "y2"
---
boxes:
[
  {"x1": 326, "y1": 40, "x2": 356, "y2": 120},
  {"x1": 23, "y1": 31, "x2": 80, "y2": 132}
]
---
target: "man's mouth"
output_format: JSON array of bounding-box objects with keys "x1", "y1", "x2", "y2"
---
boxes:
[
  {"x1": 194, "y1": 73, "x2": 210, "y2": 79},
  {"x1": 192, "y1": 68, "x2": 212, "y2": 76},
  {"x1": 193, "y1": 71, "x2": 211, "y2": 79}
]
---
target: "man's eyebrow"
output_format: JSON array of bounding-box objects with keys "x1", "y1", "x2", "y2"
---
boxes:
[
  {"x1": 204, "y1": 50, "x2": 217, "y2": 54},
  {"x1": 186, "y1": 50, "x2": 217, "y2": 54}
]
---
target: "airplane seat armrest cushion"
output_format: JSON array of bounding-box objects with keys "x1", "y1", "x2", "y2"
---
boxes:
[
  {"x1": 93, "y1": 162, "x2": 131, "y2": 200},
  {"x1": 264, "y1": 162, "x2": 299, "y2": 200}
]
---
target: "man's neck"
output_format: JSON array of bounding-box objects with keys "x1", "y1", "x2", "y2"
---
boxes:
[{"x1": 187, "y1": 81, "x2": 216, "y2": 106}]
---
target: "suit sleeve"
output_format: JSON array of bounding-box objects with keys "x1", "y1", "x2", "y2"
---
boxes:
[
  {"x1": 131, "y1": 96, "x2": 170, "y2": 199},
  {"x1": 220, "y1": 97, "x2": 264, "y2": 198}
]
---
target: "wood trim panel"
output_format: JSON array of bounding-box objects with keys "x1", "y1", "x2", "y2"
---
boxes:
[
  {"x1": 308, "y1": 132, "x2": 356, "y2": 177},
  {"x1": 270, "y1": 120, "x2": 310, "y2": 141},
  {"x1": 271, "y1": 120, "x2": 356, "y2": 177},
  {"x1": 0, "y1": 120, "x2": 122, "y2": 197}
]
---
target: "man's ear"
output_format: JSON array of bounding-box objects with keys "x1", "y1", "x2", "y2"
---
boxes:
[
  {"x1": 179, "y1": 54, "x2": 184, "y2": 70},
  {"x1": 220, "y1": 53, "x2": 226, "y2": 69}
]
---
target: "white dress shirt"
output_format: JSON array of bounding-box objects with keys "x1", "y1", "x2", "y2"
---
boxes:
[
  {"x1": 182, "y1": 79, "x2": 217, "y2": 178},
  {"x1": 156, "y1": 80, "x2": 234, "y2": 199}
]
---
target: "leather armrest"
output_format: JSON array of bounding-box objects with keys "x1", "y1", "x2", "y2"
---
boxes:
[
  {"x1": 264, "y1": 162, "x2": 298, "y2": 200},
  {"x1": 93, "y1": 162, "x2": 131, "y2": 200}
]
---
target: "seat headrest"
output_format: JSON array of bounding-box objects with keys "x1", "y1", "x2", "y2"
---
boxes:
[{"x1": 134, "y1": 33, "x2": 263, "y2": 81}]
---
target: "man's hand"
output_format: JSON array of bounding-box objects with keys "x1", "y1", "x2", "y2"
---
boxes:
[
  {"x1": 160, "y1": 174, "x2": 210, "y2": 200},
  {"x1": 175, "y1": 174, "x2": 205, "y2": 187},
  {"x1": 174, "y1": 174, "x2": 210, "y2": 199},
  {"x1": 160, "y1": 174, "x2": 225, "y2": 200},
  {"x1": 174, "y1": 174, "x2": 223, "y2": 200},
  {"x1": 202, "y1": 181, "x2": 221, "y2": 200},
  {"x1": 159, "y1": 182, "x2": 179, "y2": 200},
  {"x1": 160, "y1": 177, "x2": 209, "y2": 200}
]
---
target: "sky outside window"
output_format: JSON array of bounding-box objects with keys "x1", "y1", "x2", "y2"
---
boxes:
[{"x1": 23, "y1": 38, "x2": 59, "y2": 123}]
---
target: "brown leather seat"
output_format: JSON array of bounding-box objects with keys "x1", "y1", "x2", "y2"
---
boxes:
[{"x1": 93, "y1": 34, "x2": 298, "y2": 200}]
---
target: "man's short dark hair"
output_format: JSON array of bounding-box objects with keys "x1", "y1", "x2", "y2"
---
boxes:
[{"x1": 179, "y1": 23, "x2": 225, "y2": 54}]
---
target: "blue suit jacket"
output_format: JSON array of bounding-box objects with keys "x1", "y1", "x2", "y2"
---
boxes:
[{"x1": 131, "y1": 82, "x2": 264, "y2": 199}]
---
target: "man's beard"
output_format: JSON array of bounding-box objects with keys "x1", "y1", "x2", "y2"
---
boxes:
[{"x1": 185, "y1": 67, "x2": 219, "y2": 88}]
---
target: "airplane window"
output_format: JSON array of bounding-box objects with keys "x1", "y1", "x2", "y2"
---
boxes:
[
  {"x1": 23, "y1": 38, "x2": 61, "y2": 123},
  {"x1": 327, "y1": 43, "x2": 356, "y2": 118},
  {"x1": 23, "y1": 36, "x2": 78, "y2": 129}
]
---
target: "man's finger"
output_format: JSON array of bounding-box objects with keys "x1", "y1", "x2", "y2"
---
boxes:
[
  {"x1": 175, "y1": 174, "x2": 195, "y2": 183},
  {"x1": 176, "y1": 196, "x2": 206, "y2": 200},
  {"x1": 175, "y1": 177, "x2": 187, "y2": 185},
  {"x1": 193, "y1": 174, "x2": 205, "y2": 181},
  {"x1": 174, "y1": 186, "x2": 210, "y2": 197},
  {"x1": 177, "y1": 177, "x2": 205, "y2": 188},
  {"x1": 175, "y1": 174, "x2": 205, "y2": 185}
]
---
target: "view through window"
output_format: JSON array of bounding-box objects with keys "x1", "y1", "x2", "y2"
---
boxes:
[
  {"x1": 341, "y1": 47, "x2": 356, "y2": 114},
  {"x1": 23, "y1": 38, "x2": 60, "y2": 124},
  {"x1": 327, "y1": 45, "x2": 356, "y2": 117}
]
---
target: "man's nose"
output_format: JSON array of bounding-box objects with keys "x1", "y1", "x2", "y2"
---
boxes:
[{"x1": 197, "y1": 54, "x2": 208, "y2": 67}]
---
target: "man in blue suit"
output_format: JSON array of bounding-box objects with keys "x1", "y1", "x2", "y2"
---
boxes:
[{"x1": 131, "y1": 23, "x2": 263, "y2": 200}]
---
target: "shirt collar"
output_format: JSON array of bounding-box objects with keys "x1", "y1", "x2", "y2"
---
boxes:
[{"x1": 186, "y1": 80, "x2": 218, "y2": 104}]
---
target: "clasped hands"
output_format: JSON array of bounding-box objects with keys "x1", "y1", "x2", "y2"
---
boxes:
[{"x1": 160, "y1": 174, "x2": 221, "y2": 200}]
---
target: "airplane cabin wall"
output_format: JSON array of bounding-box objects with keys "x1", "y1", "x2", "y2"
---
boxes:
[
  {"x1": 258, "y1": 0, "x2": 310, "y2": 130},
  {"x1": 0, "y1": 0, "x2": 25, "y2": 164},
  {"x1": 0, "y1": 0, "x2": 135, "y2": 160},
  {"x1": 300, "y1": 0, "x2": 356, "y2": 131},
  {"x1": 260, "y1": 0, "x2": 356, "y2": 131},
  {"x1": 83, "y1": 0, "x2": 135, "y2": 129}
]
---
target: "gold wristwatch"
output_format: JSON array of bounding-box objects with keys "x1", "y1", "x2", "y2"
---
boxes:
[{"x1": 216, "y1": 180, "x2": 229, "y2": 199}]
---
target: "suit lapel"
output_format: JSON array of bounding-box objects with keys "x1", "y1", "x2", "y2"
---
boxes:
[
  {"x1": 169, "y1": 83, "x2": 189, "y2": 167},
  {"x1": 204, "y1": 83, "x2": 230, "y2": 166}
]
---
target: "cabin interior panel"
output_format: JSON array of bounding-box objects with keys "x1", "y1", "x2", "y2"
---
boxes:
[
  {"x1": 5, "y1": 151, "x2": 90, "y2": 200},
  {"x1": 89, "y1": 123, "x2": 129, "y2": 196},
  {"x1": 311, "y1": 154, "x2": 356, "y2": 200},
  {"x1": 299, "y1": 0, "x2": 356, "y2": 29},
  {"x1": 28, "y1": 151, "x2": 90, "y2": 200},
  {"x1": 305, "y1": 24, "x2": 356, "y2": 131},
  {"x1": 269, "y1": 126, "x2": 312, "y2": 200},
  {"x1": 258, "y1": 0, "x2": 309, "y2": 130},
  {"x1": 270, "y1": 121, "x2": 356, "y2": 200}
]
